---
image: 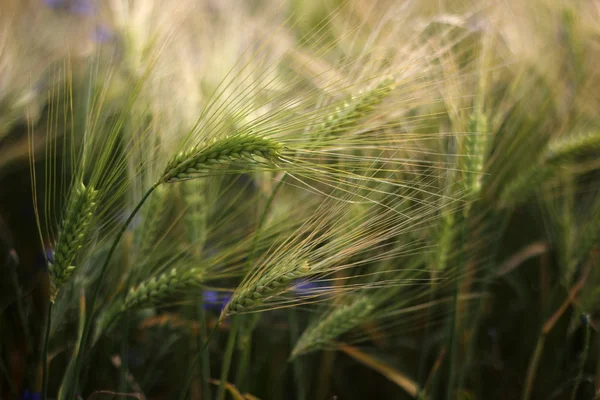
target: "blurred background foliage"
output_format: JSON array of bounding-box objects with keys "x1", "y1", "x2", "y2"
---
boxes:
[{"x1": 1, "y1": 0, "x2": 600, "y2": 399}]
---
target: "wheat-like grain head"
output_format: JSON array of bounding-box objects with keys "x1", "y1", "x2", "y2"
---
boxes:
[
  {"x1": 221, "y1": 260, "x2": 311, "y2": 318},
  {"x1": 122, "y1": 266, "x2": 204, "y2": 312},
  {"x1": 48, "y1": 181, "x2": 98, "y2": 301},
  {"x1": 161, "y1": 134, "x2": 284, "y2": 183},
  {"x1": 314, "y1": 78, "x2": 396, "y2": 140},
  {"x1": 291, "y1": 296, "x2": 374, "y2": 358}
]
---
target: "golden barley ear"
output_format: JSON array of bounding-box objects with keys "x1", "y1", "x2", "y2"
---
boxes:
[
  {"x1": 48, "y1": 182, "x2": 98, "y2": 302},
  {"x1": 161, "y1": 134, "x2": 284, "y2": 183},
  {"x1": 290, "y1": 296, "x2": 374, "y2": 359}
]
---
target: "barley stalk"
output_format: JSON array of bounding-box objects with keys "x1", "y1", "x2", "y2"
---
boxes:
[
  {"x1": 221, "y1": 260, "x2": 311, "y2": 317},
  {"x1": 161, "y1": 134, "x2": 284, "y2": 183},
  {"x1": 122, "y1": 266, "x2": 204, "y2": 311},
  {"x1": 291, "y1": 296, "x2": 374, "y2": 358},
  {"x1": 48, "y1": 182, "x2": 98, "y2": 301}
]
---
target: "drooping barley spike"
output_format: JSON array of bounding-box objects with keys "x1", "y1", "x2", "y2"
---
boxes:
[
  {"x1": 291, "y1": 296, "x2": 374, "y2": 359},
  {"x1": 221, "y1": 260, "x2": 311, "y2": 317},
  {"x1": 498, "y1": 131, "x2": 600, "y2": 209},
  {"x1": 498, "y1": 166, "x2": 557, "y2": 208},
  {"x1": 48, "y1": 182, "x2": 98, "y2": 301},
  {"x1": 122, "y1": 266, "x2": 204, "y2": 312},
  {"x1": 161, "y1": 134, "x2": 284, "y2": 183},
  {"x1": 316, "y1": 78, "x2": 395, "y2": 138},
  {"x1": 544, "y1": 131, "x2": 600, "y2": 165}
]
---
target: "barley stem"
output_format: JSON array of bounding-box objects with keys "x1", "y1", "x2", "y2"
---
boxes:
[
  {"x1": 195, "y1": 297, "x2": 211, "y2": 400},
  {"x1": 41, "y1": 301, "x2": 53, "y2": 400},
  {"x1": 67, "y1": 182, "x2": 159, "y2": 398},
  {"x1": 288, "y1": 310, "x2": 307, "y2": 400},
  {"x1": 446, "y1": 213, "x2": 467, "y2": 400},
  {"x1": 179, "y1": 320, "x2": 221, "y2": 400},
  {"x1": 522, "y1": 333, "x2": 545, "y2": 400},
  {"x1": 218, "y1": 317, "x2": 239, "y2": 400},
  {"x1": 570, "y1": 316, "x2": 591, "y2": 400}
]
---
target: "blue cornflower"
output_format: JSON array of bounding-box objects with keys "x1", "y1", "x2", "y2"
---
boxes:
[
  {"x1": 203, "y1": 290, "x2": 231, "y2": 312},
  {"x1": 36, "y1": 247, "x2": 53, "y2": 270},
  {"x1": 21, "y1": 389, "x2": 41, "y2": 400},
  {"x1": 43, "y1": 0, "x2": 95, "y2": 16},
  {"x1": 93, "y1": 25, "x2": 113, "y2": 43},
  {"x1": 292, "y1": 280, "x2": 320, "y2": 295}
]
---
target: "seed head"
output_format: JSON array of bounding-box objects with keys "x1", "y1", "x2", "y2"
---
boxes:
[
  {"x1": 48, "y1": 182, "x2": 98, "y2": 301},
  {"x1": 161, "y1": 134, "x2": 284, "y2": 183}
]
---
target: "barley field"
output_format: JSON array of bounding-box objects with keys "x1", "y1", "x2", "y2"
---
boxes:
[{"x1": 0, "y1": 1, "x2": 599, "y2": 399}]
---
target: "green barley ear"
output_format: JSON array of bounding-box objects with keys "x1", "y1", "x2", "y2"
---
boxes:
[
  {"x1": 290, "y1": 296, "x2": 374, "y2": 359},
  {"x1": 544, "y1": 131, "x2": 600, "y2": 165},
  {"x1": 161, "y1": 134, "x2": 284, "y2": 183},
  {"x1": 317, "y1": 78, "x2": 395, "y2": 138},
  {"x1": 499, "y1": 132, "x2": 600, "y2": 208},
  {"x1": 48, "y1": 182, "x2": 98, "y2": 302},
  {"x1": 122, "y1": 266, "x2": 204, "y2": 312},
  {"x1": 498, "y1": 166, "x2": 557, "y2": 208},
  {"x1": 462, "y1": 113, "x2": 489, "y2": 199},
  {"x1": 221, "y1": 260, "x2": 311, "y2": 318}
]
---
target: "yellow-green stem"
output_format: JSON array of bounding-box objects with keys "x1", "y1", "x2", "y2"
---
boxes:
[{"x1": 41, "y1": 301, "x2": 53, "y2": 400}]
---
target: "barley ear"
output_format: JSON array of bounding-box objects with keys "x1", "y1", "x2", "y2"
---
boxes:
[
  {"x1": 48, "y1": 182, "x2": 98, "y2": 302},
  {"x1": 290, "y1": 296, "x2": 374, "y2": 359},
  {"x1": 121, "y1": 266, "x2": 204, "y2": 312},
  {"x1": 462, "y1": 113, "x2": 489, "y2": 198},
  {"x1": 317, "y1": 78, "x2": 395, "y2": 138},
  {"x1": 221, "y1": 260, "x2": 311, "y2": 318},
  {"x1": 161, "y1": 134, "x2": 284, "y2": 183},
  {"x1": 498, "y1": 166, "x2": 556, "y2": 208},
  {"x1": 499, "y1": 132, "x2": 600, "y2": 208},
  {"x1": 544, "y1": 131, "x2": 600, "y2": 165}
]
